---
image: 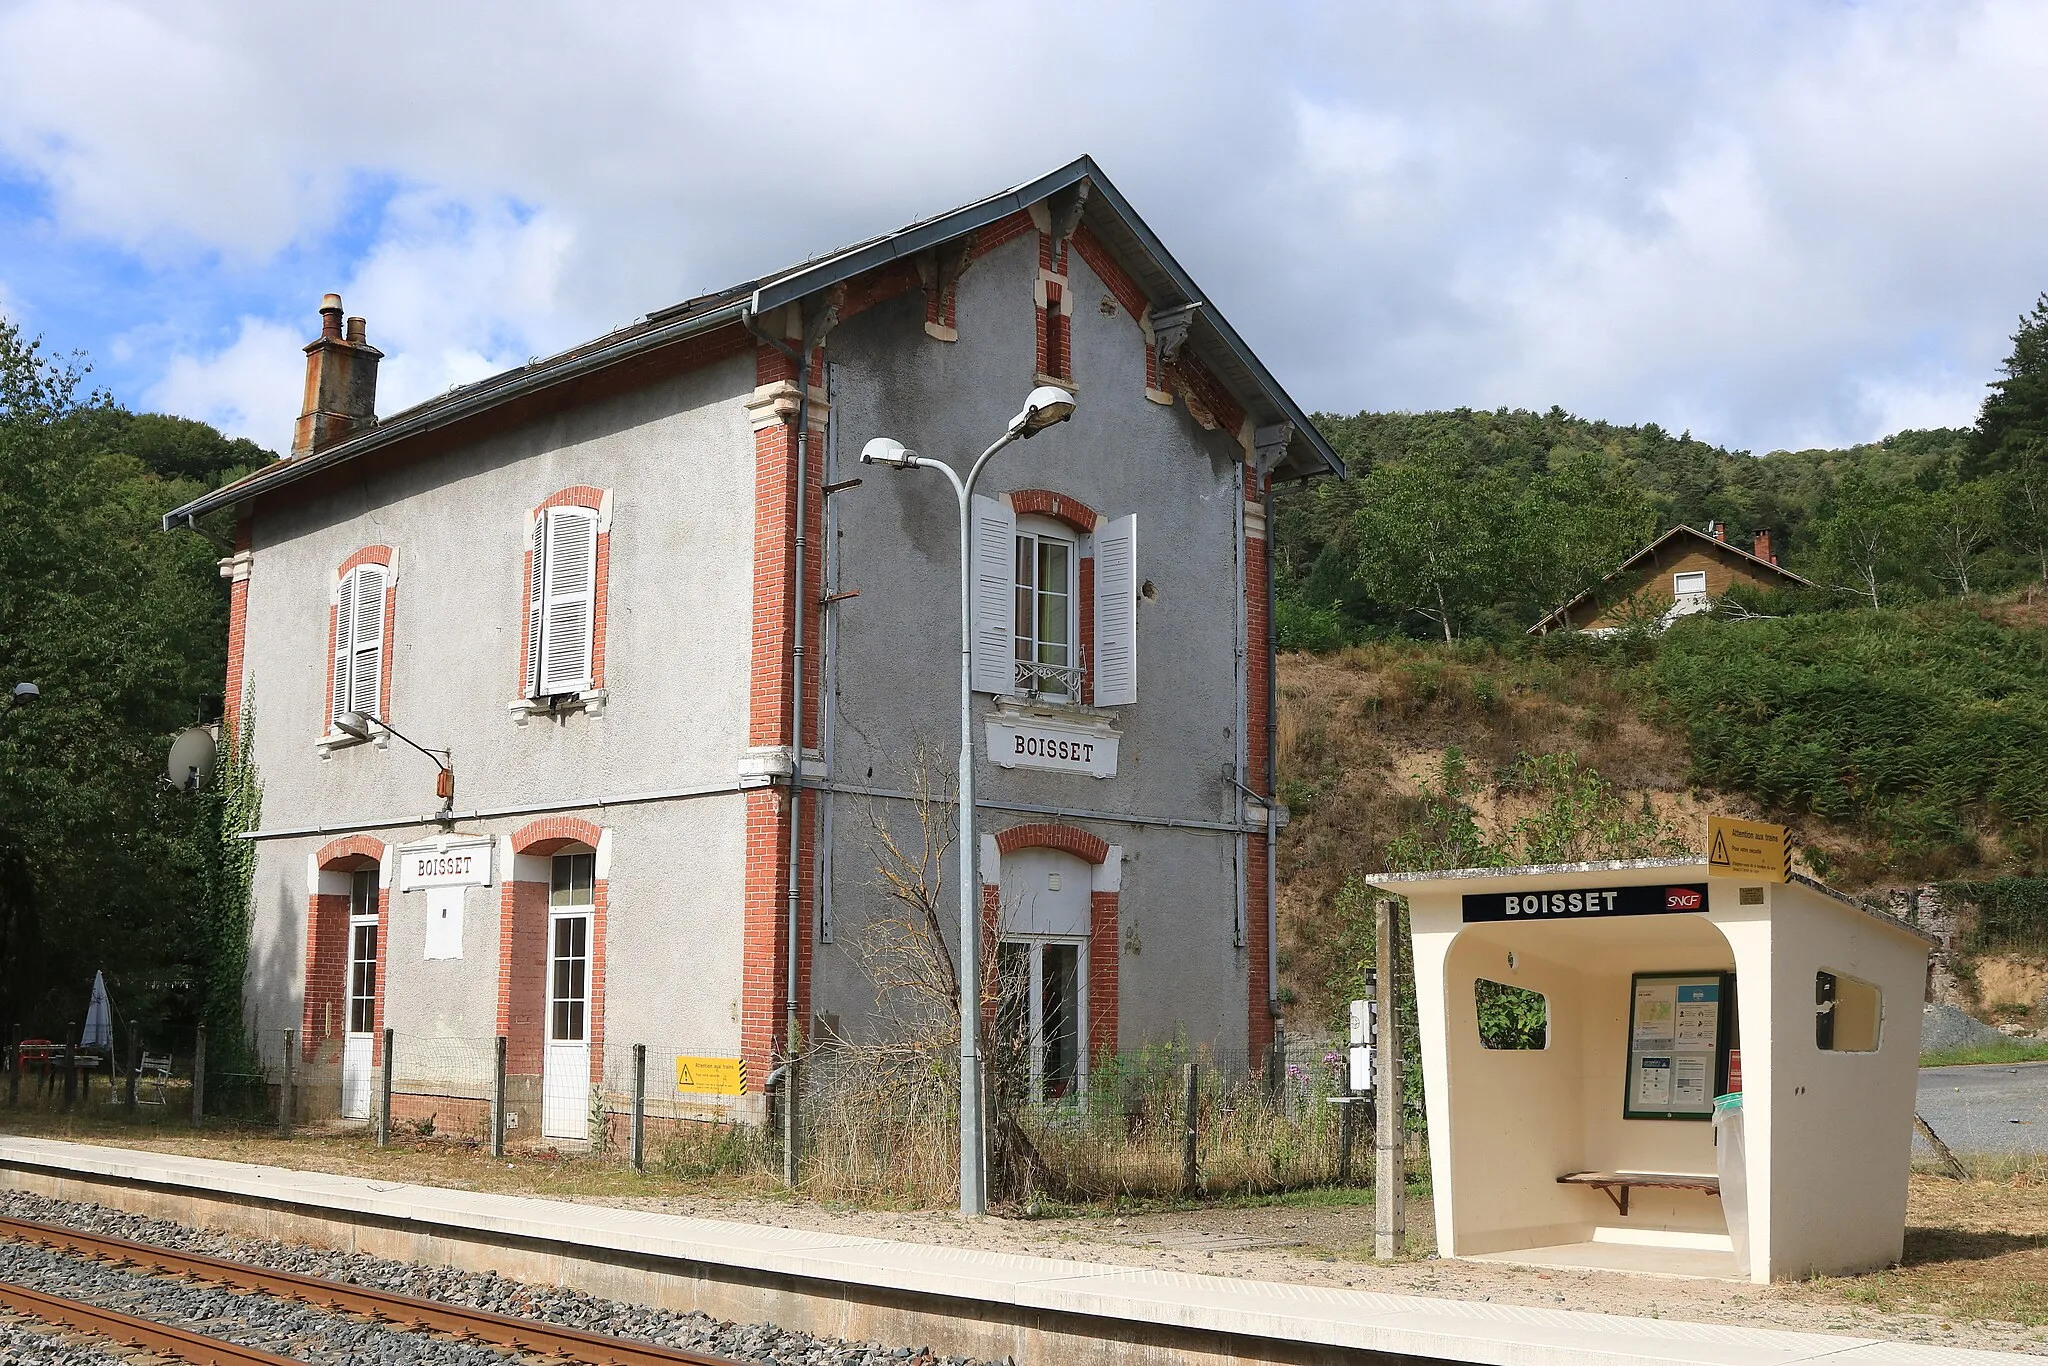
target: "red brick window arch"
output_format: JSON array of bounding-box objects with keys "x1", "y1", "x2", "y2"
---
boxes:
[
  {"x1": 520, "y1": 489, "x2": 611, "y2": 702},
  {"x1": 499, "y1": 817, "x2": 610, "y2": 1093},
  {"x1": 984, "y1": 822, "x2": 1120, "y2": 1077},
  {"x1": 327, "y1": 546, "x2": 395, "y2": 733},
  {"x1": 304, "y1": 835, "x2": 387, "y2": 1063}
]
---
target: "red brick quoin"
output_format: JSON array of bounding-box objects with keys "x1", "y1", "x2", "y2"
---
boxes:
[
  {"x1": 498, "y1": 817, "x2": 607, "y2": 1085},
  {"x1": 303, "y1": 835, "x2": 386, "y2": 1064},
  {"x1": 986, "y1": 823, "x2": 1118, "y2": 1066}
]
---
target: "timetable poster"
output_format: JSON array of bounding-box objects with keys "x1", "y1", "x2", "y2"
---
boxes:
[{"x1": 1625, "y1": 972, "x2": 1727, "y2": 1120}]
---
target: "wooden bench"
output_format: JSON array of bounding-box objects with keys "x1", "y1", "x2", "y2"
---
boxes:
[{"x1": 1558, "y1": 1170, "x2": 1720, "y2": 1217}]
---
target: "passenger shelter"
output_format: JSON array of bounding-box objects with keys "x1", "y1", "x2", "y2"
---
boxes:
[{"x1": 1366, "y1": 859, "x2": 1933, "y2": 1283}]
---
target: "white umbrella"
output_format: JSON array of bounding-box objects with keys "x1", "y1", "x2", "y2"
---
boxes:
[{"x1": 80, "y1": 972, "x2": 112, "y2": 1052}]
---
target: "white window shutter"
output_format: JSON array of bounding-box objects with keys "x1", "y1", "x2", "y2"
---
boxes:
[
  {"x1": 525, "y1": 515, "x2": 546, "y2": 698},
  {"x1": 969, "y1": 494, "x2": 1017, "y2": 694},
  {"x1": 1093, "y1": 514, "x2": 1138, "y2": 706},
  {"x1": 349, "y1": 566, "x2": 386, "y2": 718},
  {"x1": 539, "y1": 507, "x2": 597, "y2": 695},
  {"x1": 331, "y1": 570, "x2": 355, "y2": 727}
]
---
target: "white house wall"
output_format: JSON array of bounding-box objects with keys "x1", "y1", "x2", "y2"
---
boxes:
[{"x1": 236, "y1": 353, "x2": 759, "y2": 1080}]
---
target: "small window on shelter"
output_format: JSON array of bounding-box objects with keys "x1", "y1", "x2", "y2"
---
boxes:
[
  {"x1": 1476, "y1": 979, "x2": 1548, "y2": 1050},
  {"x1": 1673, "y1": 570, "x2": 1707, "y2": 598},
  {"x1": 1816, "y1": 970, "x2": 1880, "y2": 1052}
]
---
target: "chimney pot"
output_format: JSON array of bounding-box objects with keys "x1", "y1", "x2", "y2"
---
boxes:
[{"x1": 293, "y1": 293, "x2": 382, "y2": 457}]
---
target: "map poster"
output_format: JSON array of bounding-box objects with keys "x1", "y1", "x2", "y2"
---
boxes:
[{"x1": 1625, "y1": 971, "x2": 1729, "y2": 1120}]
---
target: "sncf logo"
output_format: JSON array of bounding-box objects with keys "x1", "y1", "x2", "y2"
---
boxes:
[{"x1": 1665, "y1": 887, "x2": 1704, "y2": 911}]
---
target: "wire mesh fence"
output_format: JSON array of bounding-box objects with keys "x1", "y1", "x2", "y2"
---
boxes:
[{"x1": 0, "y1": 1024, "x2": 1429, "y2": 1205}]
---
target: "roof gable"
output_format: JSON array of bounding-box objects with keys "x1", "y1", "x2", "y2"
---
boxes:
[
  {"x1": 1527, "y1": 524, "x2": 1815, "y2": 634},
  {"x1": 166, "y1": 156, "x2": 1340, "y2": 529}
]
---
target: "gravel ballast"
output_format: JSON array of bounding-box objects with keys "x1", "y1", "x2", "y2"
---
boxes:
[
  {"x1": 0, "y1": 1190, "x2": 989, "y2": 1366},
  {"x1": 0, "y1": 1316, "x2": 131, "y2": 1366}
]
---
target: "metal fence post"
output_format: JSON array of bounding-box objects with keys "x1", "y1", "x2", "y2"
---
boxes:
[
  {"x1": 125, "y1": 1034, "x2": 140, "y2": 1111},
  {"x1": 6, "y1": 1024, "x2": 17, "y2": 1107},
  {"x1": 1374, "y1": 897, "x2": 1405, "y2": 1259},
  {"x1": 631, "y1": 1044, "x2": 646, "y2": 1173},
  {"x1": 278, "y1": 1028, "x2": 295, "y2": 1136},
  {"x1": 490, "y1": 1035, "x2": 507, "y2": 1158},
  {"x1": 62, "y1": 1035, "x2": 76, "y2": 1107},
  {"x1": 191, "y1": 1025, "x2": 206, "y2": 1127},
  {"x1": 377, "y1": 1028, "x2": 393, "y2": 1148},
  {"x1": 1181, "y1": 1062, "x2": 1199, "y2": 1197},
  {"x1": 1337, "y1": 1093, "x2": 1357, "y2": 1185}
]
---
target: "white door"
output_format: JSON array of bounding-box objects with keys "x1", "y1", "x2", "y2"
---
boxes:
[
  {"x1": 542, "y1": 907, "x2": 592, "y2": 1139},
  {"x1": 340, "y1": 905, "x2": 378, "y2": 1120}
]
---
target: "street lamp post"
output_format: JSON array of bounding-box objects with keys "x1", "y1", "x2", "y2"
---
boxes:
[{"x1": 862, "y1": 385, "x2": 1076, "y2": 1217}]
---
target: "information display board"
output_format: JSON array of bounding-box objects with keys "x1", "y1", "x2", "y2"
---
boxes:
[{"x1": 1624, "y1": 970, "x2": 1733, "y2": 1120}]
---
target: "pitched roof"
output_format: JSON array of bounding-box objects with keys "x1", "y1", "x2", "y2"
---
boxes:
[
  {"x1": 1526, "y1": 524, "x2": 1815, "y2": 634},
  {"x1": 164, "y1": 156, "x2": 1342, "y2": 529}
]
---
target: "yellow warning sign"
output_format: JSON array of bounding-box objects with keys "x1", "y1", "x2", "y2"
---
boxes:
[
  {"x1": 1707, "y1": 816, "x2": 1791, "y2": 883},
  {"x1": 674, "y1": 1055, "x2": 748, "y2": 1095}
]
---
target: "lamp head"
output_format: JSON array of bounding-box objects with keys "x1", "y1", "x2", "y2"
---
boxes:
[
  {"x1": 10, "y1": 682, "x2": 37, "y2": 707},
  {"x1": 336, "y1": 709, "x2": 374, "y2": 741},
  {"x1": 1011, "y1": 385, "x2": 1077, "y2": 436},
  {"x1": 860, "y1": 437, "x2": 919, "y2": 469}
]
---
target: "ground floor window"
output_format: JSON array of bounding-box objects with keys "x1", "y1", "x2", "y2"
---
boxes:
[{"x1": 998, "y1": 938, "x2": 1086, "y2": 1102}]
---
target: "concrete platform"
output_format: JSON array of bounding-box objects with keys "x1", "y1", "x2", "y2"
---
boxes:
[{"x1": 0, "y1": 1137, "x2": 2033, "y2": 1366}]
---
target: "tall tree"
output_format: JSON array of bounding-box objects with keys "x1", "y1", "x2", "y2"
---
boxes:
[
  {"x1": 1973, "y1": 293, "x2": 2048, "y2": 477},
  {"x1": 1514, "y1": 451, "x2": 1663, "y2": 618},
  {"x1": 1352, "y1": 439, "x2": 1514, "y2": 642},
  {"x1": 1927, "y1": 481, "x2": 1999, "y2": 596},
  {"x1": 0, "y1": 316, "x2": 251, "y2": 1041},
  {"x1": 2000, "y1": 442, "x2": 2048, "y2": 584},
  {"x1": 1812, "y1": 473, "x2": 1917, "y2": 609}
]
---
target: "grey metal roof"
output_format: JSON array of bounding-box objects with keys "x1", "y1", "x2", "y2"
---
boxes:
[{"x1": 164, "y1": 156, "x2": 1341, "y2": 529}]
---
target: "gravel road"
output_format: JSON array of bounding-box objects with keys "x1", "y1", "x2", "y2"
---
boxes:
[
  {"x1": 0, "y1": 1190, "x2": 990, "y2": 1366},
  {"x1": 1915, "y1": 1061, "x2": 2048, "y2": 1157}
]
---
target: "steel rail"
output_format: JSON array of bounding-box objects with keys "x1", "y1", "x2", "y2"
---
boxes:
[
  {"x1": 0, "y1": 1275, "x2": 303, "y2": 1366},
  {"x1": 0, "y1": 1213, "x2": 742, "y2": 1366}
]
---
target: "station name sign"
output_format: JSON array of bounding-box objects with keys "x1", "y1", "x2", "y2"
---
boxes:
[
  {"x1": 1462, "y1": 882, "x2": 1710, "y2": 923},
  {"x1": 986, "y1": 716, "x2": 1118, "y2": 778},
  {"x1": 396, "y1": 837, "x2": 496, "y2": 891}
]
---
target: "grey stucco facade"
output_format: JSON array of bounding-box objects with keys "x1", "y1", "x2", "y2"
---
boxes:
[{"x1": 189, "y1": 160, "x2": 1334, "y2": 1133}]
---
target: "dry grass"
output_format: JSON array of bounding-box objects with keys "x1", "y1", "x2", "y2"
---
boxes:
[
  {"x1": 1793, "y1": 1167, "x2": 2048, "y2": 1326},
  {"x1": 1276, "y1": 641, "x2": 1718, "y2": 1024}
]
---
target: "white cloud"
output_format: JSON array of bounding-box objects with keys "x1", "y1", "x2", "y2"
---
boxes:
[
  {"x1": 9, "y1": 0, "x2": 2048, "y2": 452},
  {"x1": 148, "y1": 318, "x2": 302, "y2": 449}
]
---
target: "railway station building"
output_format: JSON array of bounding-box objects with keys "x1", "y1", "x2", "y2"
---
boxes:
[{"x1": 166, "y1": 157, "x2": 1342, "y2": 1138}]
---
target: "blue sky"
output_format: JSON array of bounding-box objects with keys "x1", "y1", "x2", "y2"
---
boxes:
[{"x1": 2, "y1": 0, "x2": 2045, "y2": 457}]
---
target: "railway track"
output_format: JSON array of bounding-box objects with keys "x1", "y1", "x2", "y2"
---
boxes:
[
  {"x1": 0, "y1": 1212, "x2": 743, "y2": 1366},
  {"x1": 0, "y1": 1274, "x2": 301, "y2": 1365}
]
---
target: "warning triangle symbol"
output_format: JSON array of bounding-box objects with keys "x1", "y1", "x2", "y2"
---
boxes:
[{"x1": 1709, "y1": 829, "x2": 1731, "y2": 866}]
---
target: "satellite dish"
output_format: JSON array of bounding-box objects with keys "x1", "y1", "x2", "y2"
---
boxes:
[{"x1": 167, "y1": 726, "x2": 218, "y2": 792}]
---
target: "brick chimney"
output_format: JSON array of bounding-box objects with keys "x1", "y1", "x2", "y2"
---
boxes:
[
  {"x1": 1753, "y1": 529, "x2": 1775, "y2": 564},
  {"x1": 1709, "y1": 520, "x2": 1726, "y2": 542},
  {"x1": 292, "y1": 293, "x2": 382, "y2": 457}
]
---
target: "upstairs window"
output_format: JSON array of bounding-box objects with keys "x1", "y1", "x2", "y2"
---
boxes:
[
  {"x1": 331, "y1": 563, "x2": 388, "y2": 727},
  {"x1": 1673, "y1": 570, "x2": 1707, "y2": 598},
  {"x1": 970, "y1": 497, "x2": 1137, "y2": 706},
  {"x1": 1015, "y1": 524, "x2": 1077, "y2": 699},
  {"x1": 527, "y1": 506, "x2": 599, "y2": 698}
]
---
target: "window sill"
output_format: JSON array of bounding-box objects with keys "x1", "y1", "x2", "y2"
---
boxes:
[
  {"x1": 315, "y1": 725, "x2": 387, "y2": 756},
  {"x1": 993, "y1": 693, "x2": 1114, "y2": 721},
  {"x1": 507, "y1": 689, "x2": 607, "y2": 723}
]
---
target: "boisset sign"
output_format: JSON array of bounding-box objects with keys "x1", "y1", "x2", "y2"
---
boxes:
[{"x1": 1461, "y1": 883, "x2": 1710, "y2": 923}]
